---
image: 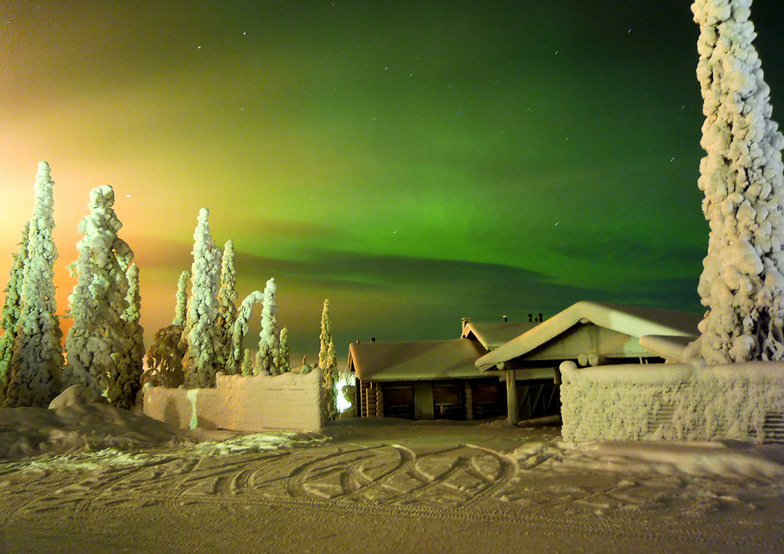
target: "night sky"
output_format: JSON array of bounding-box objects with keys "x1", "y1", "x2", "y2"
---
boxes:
[{"x1": 2, "y1": 1, "x2": 783, "y2": 358}]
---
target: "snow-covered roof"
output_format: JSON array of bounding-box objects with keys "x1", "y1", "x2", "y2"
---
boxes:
[
  {"x1": 638, "y1": 334, "x2": 696, "y2": 363},
  {"x1": 475, "y1": 301, "x2": 701, "y2": 371},
  {"x1": 461, "y1": 320, "x2": 538, "y2": 350},
  {"x1": 349, "y1": 339, "x2": 489, "y2": 382}
]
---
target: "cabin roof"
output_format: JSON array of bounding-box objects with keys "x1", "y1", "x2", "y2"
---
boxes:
[
  {"x1": 349, "y1": 338, "x2": 489, "y2": 382},
  {"x1": 460, "y1": 320, "x2": 538, "y2": 350},
  {"x1": 476, "y1": 301, "x2": 701, "y2": 371}
]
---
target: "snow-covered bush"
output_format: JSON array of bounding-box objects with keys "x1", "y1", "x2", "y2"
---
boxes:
[
  {"x1": 142, "y1": 325, "x2": 186, "y2": 388},
  {"x1": 182, "y1": 208, "x2": 222, "y2": 388},
  {"x1": 4, "y1": 162, "x2": 64, "y2": 407},
  {"x1": 0, "y1": 223, "x2": 29, "y2": 401},
  {"x1": 692, "y1": 0, "x2": 784, "y2": 363}
]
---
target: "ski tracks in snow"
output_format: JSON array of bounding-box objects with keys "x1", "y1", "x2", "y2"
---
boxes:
[{"x1": 1, "y1": 437, "x2": 784, "y2": 552}]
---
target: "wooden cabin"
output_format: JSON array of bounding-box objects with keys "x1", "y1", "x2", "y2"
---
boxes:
[
  {"x1": 348, "y1": 339, "x2": 506, "y2": 421},
  {"x1": 346, "y1": 302, "x2": 701, "y2": 425}
]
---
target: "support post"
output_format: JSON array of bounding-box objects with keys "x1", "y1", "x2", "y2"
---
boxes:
[{"x1": 506, "y1": 369, "x2": 518, "y2": 425}]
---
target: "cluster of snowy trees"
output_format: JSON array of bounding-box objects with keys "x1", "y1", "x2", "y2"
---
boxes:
[
  {"x1": 0, "y1": 163, "x2": 143, "y2": 408},
  {"x1": 142, "y1": 209, "x2": 289, "y2": 388},
  {"x1": 144, "y1": 208, "x2": 340, "y2": 413},
  {"x1": 0, "y1": 166, "x2": 341, "y2": 417}
]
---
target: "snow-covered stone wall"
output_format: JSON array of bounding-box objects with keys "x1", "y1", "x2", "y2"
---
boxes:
[
  {"x1": 143, "y1": 369, "x2": 323, "y2": 432},
  {"x1": 561, "y1": 361, "x2": 784, "y2": 443}
]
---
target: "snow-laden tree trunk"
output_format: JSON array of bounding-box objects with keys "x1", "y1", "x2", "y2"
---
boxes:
[
  {"x1": 0, "y1": 222, "x2": 29, "y2": 400},
  {"x1": 63, "y1": 186, "x2": 140, "y2": 408},
  {"x1": 182, "y1": 208, "x2": 222, "y2": 388},
  {"x1": 693, "y1": 0, "x2": 784, "y2": 363},
  {"x1": 228, "y1": 290, "x2": 263, "y2": 374},
  {"x1": 254, "y1": 278, "x2": 279, "y2": 375},
  {"x1": 216, "y1": 240, "x2": 238, "y2": 371},
  {"x1": 4, "y1": 162, "x2": 64, "y2": 407},
  {"x1": 172, "y1": 270, "x2": 190, "y2": 326},
  {"x1": 278, "y1": 327, "x2": 291, "y2": 373}
]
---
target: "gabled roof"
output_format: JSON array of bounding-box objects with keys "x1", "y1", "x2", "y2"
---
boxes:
[
  {"x1": 349, "y1": 338, "x2": 489, "y2": 382},
  {"x1": 461, "y1": 320, "x2": 538, "y2": 350},
  {"x1": 475, "y1": 301, "x2": 701, "y2": 371}
]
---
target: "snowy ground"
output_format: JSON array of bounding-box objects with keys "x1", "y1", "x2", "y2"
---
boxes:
[{"x1": 1, "y1": 406, "x2": 784, "y2": 553}]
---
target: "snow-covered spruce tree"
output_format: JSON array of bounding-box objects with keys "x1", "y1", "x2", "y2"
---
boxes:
[
  {"x1": 216, "y1": 240, "x2": 238, "y2": 370},
  {"x1": 240, "y1": 349, "x2": 253, "y2": 376},
  {"x1": 0, "y1": 222, "x2": 29, "y2": 400},
  {"x1": 117, "y1": 262, "x2": 144, "y2": 408},
  {"x1": 182, "y1": 208, "x2": 222, "y2": 388},
  {"x1": 318, "y1": 299, "x2": 332, "y2": 369},
  {"x1": 4, "y1": 162, "x2": 64, "y2": 407},
  {"x1": 254, "y1": 278, "x2": 279, "y2": 375},
  {"x1": 63, "y1": 186, "x2": 141, "y2": 408},
  {"x1": 228, "y1": 290, "x2": 263, "y2": 374},
  {"x1": 327, "y1": 338, "x2": 337, "y2": 373},
  {"x1": 318, "y1": 299, "x2": 337, "y2": 420},
  {"x1": 172, "y1": 269, "x2": 190, "y2": 326},
  {"x1": 692, "y1": 0, "x2": 784, "y2": 363},
  {"x1": 278, "y1": 327, "x2": 291, "y2": 373}
]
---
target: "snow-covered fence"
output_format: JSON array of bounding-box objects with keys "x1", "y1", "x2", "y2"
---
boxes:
[
  {"x1": 143, "y1": 369, "x2": 323, "y2": 432},
  {"x1": 560, "y1": 361, "x2": 784, "y2": 443}
]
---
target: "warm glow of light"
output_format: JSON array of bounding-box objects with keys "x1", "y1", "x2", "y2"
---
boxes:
[{"x1": 335, "y1": 375, "x2": 355, "y2": 414}]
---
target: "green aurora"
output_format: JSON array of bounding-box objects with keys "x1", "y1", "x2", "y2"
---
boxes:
[{"x1": 1, "y1": 1, "x2": 783, "y2": 355}]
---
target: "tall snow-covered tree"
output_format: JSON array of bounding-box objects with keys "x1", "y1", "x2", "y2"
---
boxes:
[
  {"x1": 172, "y1": 269, "x2": 190, "y2": 326},
  {"x1": 216, "y1": 239, "x2": 238, "y2": 370},
  {"x1": 278, "y1": 327, "x2": 291, "y2": 373},
  {"x1": 319, "y1": 299, "x2": 337, "y2": 420},
  {"x1": 254, "y1": 278, "x2": 279, "y2": 375},
  {"x1": 318, "y1": 299, "x2": 333, "y2": 370},
  {"x1": 0, "y1": 222, "x2": 30, "y2": 400},
  {"x1": 229, "y1": 290, "x2": 263, "y2": 374},
  {"x1": 692, "y1": 0, "x2": 784, "y2": 363},
  {"x1": 4, "y1": 162, "x2": 64, "y2": 407},
  {"x1": 63, "y1": 186, "x2": 140, "y2": 408},
  {"x1": 182, "y1": 208, "x2": 222, "y2": 388}
]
